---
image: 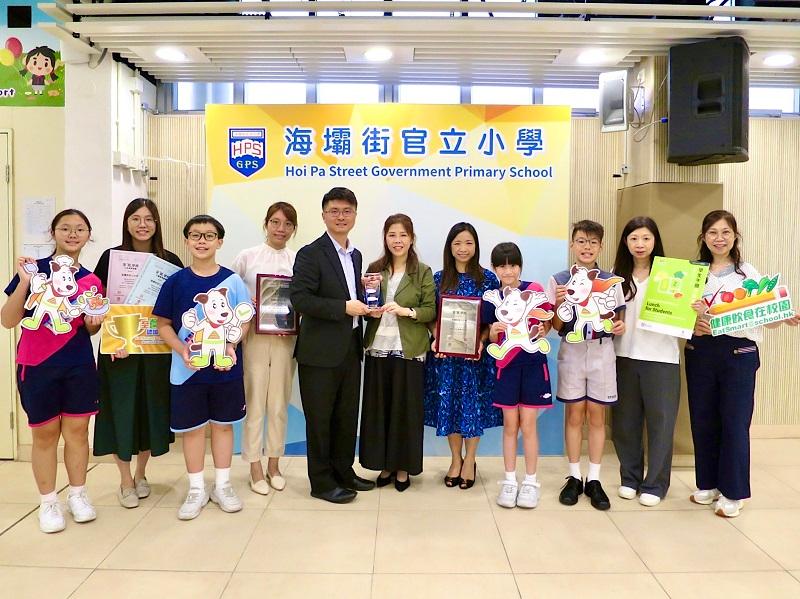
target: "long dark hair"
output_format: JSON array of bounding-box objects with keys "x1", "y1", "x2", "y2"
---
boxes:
[
  {"x1": 368, "y1": 213, "x2": 420, "y2": 275},
  {"x1": 440, "y1": 222, "x2": 484, "y2": 294},
  {"x1": 120, "y1": 198, "x2": 167, "y2": 259},
  {"x1": 697, "y1": 209, "x2": 744, "y2": 276},
  {"x1": 613, "y1": 216, "x2": 665, "y2": 300}
]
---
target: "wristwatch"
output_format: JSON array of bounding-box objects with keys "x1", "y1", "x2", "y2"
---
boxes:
[{"x1": 408, "y1": 308, "x2": 417, "y2": 320}]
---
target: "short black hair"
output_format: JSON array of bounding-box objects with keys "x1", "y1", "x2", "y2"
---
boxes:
[
  {"x1": 491, "y1": 242, "x2": 523, "y2": 268},
  {"x1": 183, "y1": 214, "x2": 225, "y2": 239},
  {"x1": 571, "y1": 219, "x2": 604, "y2": 241},
  {"x1": 322, "y1": 187, "x2": 358, "y2": 210}
]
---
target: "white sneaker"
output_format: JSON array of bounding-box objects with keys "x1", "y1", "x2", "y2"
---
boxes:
[
  {"x1": 66, "y1": 490, "x2": 97, "y2": 523},
  {"x1": 516, "y1": 480, "x2": 541, "y2": 509},
  {"x1": 39, "y1": 501, "x2": 66, "y2": 534},
  {"x1": 714, "y1": 495, "x2": 743, "y2": 518},
  {"x1": 690, "y1": 488, "x2": 720, "y2": 505},
  {"x1": 639, "y1": 492, "x2": 661, "y2": 507},
  {"x1": 496, "y1": 480, "x2": 518, "y2": 509},
  {"x1": 210, "y1": 482, "x2": 243, "y2": 513},
  {"x1": 178, "y1": 486, "x2": 209, "y2": 520},
  {"x1": 618, "y1": 485, "x2": 637, "y2": 500}
]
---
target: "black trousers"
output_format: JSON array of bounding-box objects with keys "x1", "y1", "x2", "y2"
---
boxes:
[{"x1": 298, "y1": 330, "x2": 362, "y2": 493}]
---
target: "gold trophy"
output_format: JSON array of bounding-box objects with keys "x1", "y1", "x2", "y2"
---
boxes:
[{"x1": 107, "y1": 312, "x2": 145, "y2": 353}]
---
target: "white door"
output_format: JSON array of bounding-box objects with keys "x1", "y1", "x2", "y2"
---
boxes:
[{"x1": 0, "y1": 131, "x2": 16, "y2": 459}]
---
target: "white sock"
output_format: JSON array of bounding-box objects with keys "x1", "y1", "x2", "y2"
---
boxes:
[
  {"x1": 187, "y1": 471, "x2": 205, "y2": 490},
  {"x1": 568, "y1": 462, "x2": 582, "y2": 480},
  {"x1": 524, "y1": 473, "x2": 538, "y2": 485},
  {"x1": 40, "y1": 491, "x2": 58, "y2": 505},
  {"x1": 504, "y1": 471, "x2": 517, "y2": 482},
  {"x1": 587, "y1": 462, "x2": 601, "y2": 482},
  {"x1": 67, "y1": 485, "x2": 84, "y2": 497},
  {"x1": 215, "y1": 467, "x2": 231, "y2": 488}
]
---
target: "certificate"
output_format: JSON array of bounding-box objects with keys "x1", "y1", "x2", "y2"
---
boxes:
[
  {"x1": 637, "y1": 257, "x2": 709, "y2": 339},
  {"x1": 100, "y1": 305, "x2": 171, "y2": 354},
  {"x1": 124, "y1": 255, "x2": 182, "y2": 305},
  {"x1": 435, "y1": 295, "x2": 482, "y2": 359},
  {"x1": 107, "y1": 250, "x2": 149, "y2": 304},
  {"x1": 256, "y1": 274, "x2": 297, "y2": 335}
]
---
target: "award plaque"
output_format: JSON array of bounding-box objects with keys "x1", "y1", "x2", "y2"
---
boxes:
[
  {"x1": 435, "y1": 294, "x2": 482, "y2": 359},
  {"x1": 256, "y1": 274, "x2": 297, "y2": 335}
]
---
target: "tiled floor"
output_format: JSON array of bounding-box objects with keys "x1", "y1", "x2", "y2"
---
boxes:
[{"x1": 2, "y1": 438, "x2": 800, "y2": 598}]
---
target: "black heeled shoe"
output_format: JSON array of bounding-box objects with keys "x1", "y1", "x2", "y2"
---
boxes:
[
  {"x1": 444, "y1": 460, "x2": 463, "y2": 487},
  {"x1": 395, "y1": 476, "x2": 411, "y2": 492},
  {"x1": 376, "y1": 472, "x2": 395, "y2": 488},
  {"x1": 459, "y1": 462, "x2": 477, "y2": 490}
]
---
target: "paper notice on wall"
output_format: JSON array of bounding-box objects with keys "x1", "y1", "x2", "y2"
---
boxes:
[
  {"x1": 22, "y1": 243, "x2": 53, "y2": 259},
  {"x1": 24, "y1": 197, "x2": 55, "y2": 242}
]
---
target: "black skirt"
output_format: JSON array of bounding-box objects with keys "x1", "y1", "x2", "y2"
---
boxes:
[{"x1": 359, "y1": 355, "x2": 424, "y2": 475}]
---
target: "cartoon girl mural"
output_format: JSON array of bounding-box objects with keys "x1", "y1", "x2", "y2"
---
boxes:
[{"x1": 19, "y1": 46, "x2": 59, "y2": 96}]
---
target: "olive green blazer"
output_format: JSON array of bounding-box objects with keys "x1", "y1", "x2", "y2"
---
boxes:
[{"x1": 363, "y1": 262, "x2": 436, "y2": 358}]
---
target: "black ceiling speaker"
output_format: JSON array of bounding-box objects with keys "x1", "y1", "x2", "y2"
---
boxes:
[{"x1": 667, "y1": 36, "x2": 749, "y2": 166}]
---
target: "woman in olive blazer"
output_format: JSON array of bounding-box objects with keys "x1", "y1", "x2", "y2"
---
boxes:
[{"x1": 359, "y1": 214, "x2": 436, "y2": 491}]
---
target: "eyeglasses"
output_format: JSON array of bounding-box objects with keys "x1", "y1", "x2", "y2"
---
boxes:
[
  {"x1": 187, "y1": 232, "x2": 219, "y2": 241},
  {"x1": 268, "y1": 219, "x2": 295, "y2": 230},
  {"x1": 129, "y1": 216, "x2": 156, "y2": 226},
  {"x1": 705, "y1": 230, "x2": 734, "y2": 240},
  {"x1": 55, "y1": 226, "x2": 90, "y2": 236},
  {"x1": 325, "y1": 208, "x2": 356, "y2": 218},
  {"x1": 573, "y1": 238, "x2": 600, "y2": 248}
]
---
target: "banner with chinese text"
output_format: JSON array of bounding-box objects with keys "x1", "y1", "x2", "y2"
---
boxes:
[{"x1": 206, "y1": 104, "x2": 571, "y2": 455}]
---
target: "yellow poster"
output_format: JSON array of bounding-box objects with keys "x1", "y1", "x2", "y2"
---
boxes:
[{"x1": 100, "y1": 305, "x2": 170, "y2": 354}]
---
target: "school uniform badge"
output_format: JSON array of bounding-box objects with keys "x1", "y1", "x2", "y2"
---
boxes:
[{"x1": 229, "y1": 127, "x2": 266, "y2": 177}]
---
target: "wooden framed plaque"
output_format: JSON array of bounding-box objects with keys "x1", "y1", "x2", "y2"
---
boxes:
[{"x1": 435, "y1": 294, "x2": 482, "y2": 359}]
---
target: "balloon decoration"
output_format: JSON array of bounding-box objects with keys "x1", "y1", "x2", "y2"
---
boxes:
[
  {"x1": 5, "y1": 37, "x2": 23, "y2": 58},
  {"x1": 0, "y1": 48, "x2": 15, "y2": 67}
]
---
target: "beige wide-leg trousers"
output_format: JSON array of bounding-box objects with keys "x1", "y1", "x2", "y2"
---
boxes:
[{"x1": 241, "y1": 331, "x2": 296, "y2": 462}]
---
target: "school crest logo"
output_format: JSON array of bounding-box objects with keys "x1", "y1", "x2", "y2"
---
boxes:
[{"x1": 229, "y1": 128, "x2": 266, "y2": 177}]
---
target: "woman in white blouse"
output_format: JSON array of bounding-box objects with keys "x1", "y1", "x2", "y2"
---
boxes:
[
  {"x1": 687, "y1": 210, "x2": 799, "y2": 518},
  {"x1": 232, "y1": 202, "x2": 297, "y2": 494},
  {"x1": 611, "y1": 217, "x2": 680, "y2": 508}
]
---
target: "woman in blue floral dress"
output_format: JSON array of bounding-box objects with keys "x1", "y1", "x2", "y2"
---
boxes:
[{"x1": 424, "y1": 222, "x2": 502, "y2": 489}]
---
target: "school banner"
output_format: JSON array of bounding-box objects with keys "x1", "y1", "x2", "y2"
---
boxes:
[{"x1": 206, "y1": 104, "x2": 571, "y2": 456}]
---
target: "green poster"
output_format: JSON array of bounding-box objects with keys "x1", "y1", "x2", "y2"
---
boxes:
[{"x1": 637, "y1": 257, "x2": 709, "y2": 339}]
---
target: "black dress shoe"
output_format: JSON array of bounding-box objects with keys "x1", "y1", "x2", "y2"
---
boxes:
[
  {"x1": 310, "y1": 487, "x2": 357, "y2": 504},
  {"x1": 559, "y1": 476, "x2": 584, "y2": 506},
  {"x1": 342, "y1": 475, "x2": 376, "y2": 492},
  {"x1": 394, "y1": 476, "x2": 410, "y2": 492},
  {"x1": 584, "y1": 480, "x2": 611, "y2": 510},
  {"x1": 376, "y1": 472, "x2": 396, "y2": 488}
]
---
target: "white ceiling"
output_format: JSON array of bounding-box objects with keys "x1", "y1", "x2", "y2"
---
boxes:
[{"x1": 40, "y1": 1, "x2": 800, "y2": 87}]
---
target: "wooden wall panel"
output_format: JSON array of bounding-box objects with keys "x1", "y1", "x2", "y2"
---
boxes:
[
  {"x1": 145, "y1": 114, "x2": 206, "y2": 266},
  {"x1": 569, "y1": 118, "x2": 625, "y2": 269},
  {"x1": 720, "y1": 118, "x2": 800, "y2": 424}
]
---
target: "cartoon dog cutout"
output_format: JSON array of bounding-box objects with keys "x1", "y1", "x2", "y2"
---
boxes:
[
  {"x1": 557, "y1": 265, "x2": 623, "y2": 343},
  {"x1": 181, "y1": 287, "x2": 254, "y2": 369},
  {"x1": 22, "y1": 255, "x2": 84, "y2": 334},
  {"x1": 483, "y1": 286, "x2": 554, "y2": 360}
]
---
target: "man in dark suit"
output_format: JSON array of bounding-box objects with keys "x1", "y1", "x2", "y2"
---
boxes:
[{"x1": 290, "y1": 187, "x2": 376, "y2": 503}]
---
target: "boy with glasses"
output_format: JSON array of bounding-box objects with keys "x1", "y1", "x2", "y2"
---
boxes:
[
  {"x1": 154, "y1": 215, "x2": 251, "y2": 520},
  {"x1": 546, "y1": 220, "x2": 626, "y2": 510}
]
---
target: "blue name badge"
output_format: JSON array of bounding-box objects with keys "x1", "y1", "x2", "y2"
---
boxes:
[{"x1": 229, "y1": 128, "x2": 266, "y2": 177}]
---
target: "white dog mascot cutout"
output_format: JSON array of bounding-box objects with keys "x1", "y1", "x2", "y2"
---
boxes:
[
  {"x1": 483, "y1": 286, "x2": 554, "y2": 361},
  {"x1": 22, "y1": 255, "x2": 109, "y2": 334},
  {"x1": 557, "y1": 265, "x2": 623, "y2": 343},
  {"x1": 182, "y1": 287, "x2": 254, "y2": 369}
]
